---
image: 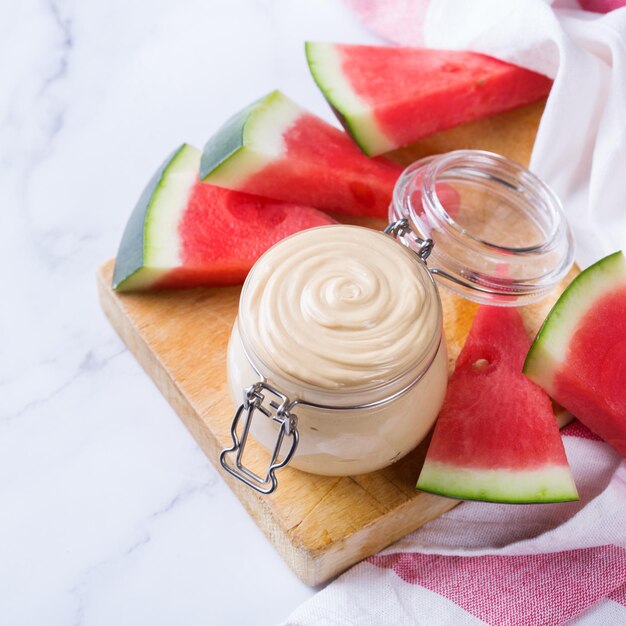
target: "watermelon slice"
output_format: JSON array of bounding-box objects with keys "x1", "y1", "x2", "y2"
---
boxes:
[
  {"x1": 199, "y1": 90, "x2": 402, "y2": 218},
  {"x1": 524, "y1": 251, "x2": 626, "y2": 458},
  {"x1": 306, "y1": 42, "x2": 553, "y2": 156},
  {"x1": 112, "y1": 144, "x2": 334, "y2": 291},
  {"x1": 417, "y1": 306, "x2": 578, "y2": 503}
]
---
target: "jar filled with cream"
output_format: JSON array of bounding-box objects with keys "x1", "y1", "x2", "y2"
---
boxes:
[{"x1": 222, "y1": 150, "x2": 574, "y2": 494}]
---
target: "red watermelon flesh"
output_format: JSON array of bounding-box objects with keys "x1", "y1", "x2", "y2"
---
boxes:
[
  {"x1": 417, "y1": 306, "x2": 578, "y2": 503},
  {"x1": 199, "y1": 91, "x2": 402, "y2": 219},
  {"x1": 306, "y1": 43, "x2": 553, "y2": 156},
  {"x1": 112, "y1": 144, "x2": 334, "y2": 291},
  {"x1": 156, "y1": 185, "x2": 335, "y2": 289},
  {"x1": 524, "y1": 252, "x2": 626, "y2": 458},
  {"x1": 243, "y1": 113, "x2": 401, "y2": 218}
]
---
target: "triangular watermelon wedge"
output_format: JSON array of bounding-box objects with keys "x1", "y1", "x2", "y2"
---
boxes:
[
  {"x1": 417, "y1": 306, "x2": 578, "y2": 503},
  {"x1": 306, "y1": 42, "x2": 553, "y2": 156},
  {"x1": 112, "y1": 144, "x2": 334, "y2": 291},
  {"x1": 524, "y1": 251, "x2": 626, "y2": 458},
  {"x1": 199, "y1": 90, "x2": 402, "y2": 218}
]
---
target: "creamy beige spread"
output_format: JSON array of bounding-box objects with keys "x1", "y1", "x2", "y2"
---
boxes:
[{"x1": 239, "y1": 225, "x2": 440, "y2": 390}]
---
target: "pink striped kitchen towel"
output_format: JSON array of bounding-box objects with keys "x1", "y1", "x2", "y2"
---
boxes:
[
  {"x1": 285, "y1": 1, "x2": 626, "y2": 623},
  {"x1": 285, "y1": 424, "x2": 626, "y2": 625}
]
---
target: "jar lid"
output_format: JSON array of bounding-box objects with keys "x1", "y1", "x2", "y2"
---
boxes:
[{"x1": 389, "y1": 150, "x2": 575, "y2": 306}]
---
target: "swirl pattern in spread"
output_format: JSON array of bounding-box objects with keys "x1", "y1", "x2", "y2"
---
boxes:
[{"x1": 240, "y1": 225, "x2": 439, "y2": 390}]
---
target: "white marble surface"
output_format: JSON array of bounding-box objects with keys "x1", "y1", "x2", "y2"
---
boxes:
[{"x1": 0, "y1": 2, "x2": 379, "y2": 623}]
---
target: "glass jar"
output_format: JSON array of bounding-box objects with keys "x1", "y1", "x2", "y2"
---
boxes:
[
  {"x1": 390, "y1": 150, "x2": 574, "y2": 305},
  {"x1": 221, "y1": 150, "x2": 574, "y2": 494},
  {"x1": 224, "y1": 225, "x2": 448, "y2": 492}
]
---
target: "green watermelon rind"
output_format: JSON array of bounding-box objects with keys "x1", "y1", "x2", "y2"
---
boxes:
[
  {"x1": 305, "y1": 42, "x2": 395, "y2": 157},
  {"x1": 199, "y1": 90, "x2": 303, "y2": 188},
  {"x1": 112, "y1": 143, "x2": 200, "y2": 291},
  {"x1": 417, "y1": 460, "x2": 579, "y2": 503},
  {"x1": 523, "y1": 251, "x2": 626, "y2": 394}
]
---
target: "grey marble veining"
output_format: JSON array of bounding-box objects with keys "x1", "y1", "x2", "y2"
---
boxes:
[{"x1": 0, "y1": 1, "x2": 380, "y2": 623}]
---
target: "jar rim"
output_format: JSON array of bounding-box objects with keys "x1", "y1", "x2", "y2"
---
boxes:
[
  {"x1": 424, "y1": 151, "x2": 562, "y2": 253},
  {"x1": 236, "y1": 327, "x2": 446, "y2": 412},
  {"x1": 237, "y1": 225, "x2": 444, "y2": 407},
  {"x1": 391, "y1": 150, "x2": 575, "y2": 306}
]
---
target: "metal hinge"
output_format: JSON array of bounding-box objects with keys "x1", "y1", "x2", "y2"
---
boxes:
[{"x1": 385, "y1": 218, "x2": 434, "y2": 261}]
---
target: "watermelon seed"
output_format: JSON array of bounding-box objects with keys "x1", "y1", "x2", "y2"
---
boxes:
[{"x1": 472, "y1": 358, "x2": 490, "y2": 371}]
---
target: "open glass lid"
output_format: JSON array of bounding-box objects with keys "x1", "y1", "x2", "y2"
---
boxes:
[{"x1": 389, "y1": 150, "x2": 575, "y2": 306}]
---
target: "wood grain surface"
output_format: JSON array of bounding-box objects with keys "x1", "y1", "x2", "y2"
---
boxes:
[{"x1": 97, "y1": 99, "x2": 576, "y2": 585}]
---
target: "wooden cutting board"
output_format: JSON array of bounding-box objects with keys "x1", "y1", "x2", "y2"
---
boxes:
[{"x1": 97, "y1": 101, "x2": 574, "y2": 585}]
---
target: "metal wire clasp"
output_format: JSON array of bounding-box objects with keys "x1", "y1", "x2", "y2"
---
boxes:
[
  {"x1": 385, "y1": 218, "x2": 434, "y2": 261},
  {"x1": 219, "y1": 382, "x2": 299, "y2": 495}
]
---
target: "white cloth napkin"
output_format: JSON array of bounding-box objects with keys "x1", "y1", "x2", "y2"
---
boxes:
[
  {"x1": 284, "y1": 424, "x2": 626, "y2": 625},
  {"x1": 284, "y1": 2, "x2": 626, "y2": 624}
]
